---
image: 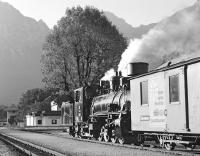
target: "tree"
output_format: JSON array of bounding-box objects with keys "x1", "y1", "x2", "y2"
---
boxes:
[
  {"x1": 41, "y1": 6, "x2": 127, "y2": 91},
  {"x1": 8, "y1": 116, "x2": 17, "y2": 125},
  {"x1": 18, "y1": 88, "x2": 58, "y2": 118},
  {"x1": 0, "y1": 105, "x2": 7, "y2": 120}
]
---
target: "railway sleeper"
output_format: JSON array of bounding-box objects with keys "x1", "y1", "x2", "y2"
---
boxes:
[{"x1": 0, "y1": 133, "x2": 58, "y2": 156}]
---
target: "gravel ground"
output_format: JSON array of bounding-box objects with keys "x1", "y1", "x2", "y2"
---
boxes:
[
  {"x1": 0, "y1": 139, "x2": 25, "y2": 156},
  {"x1": 0, "y1": 129, "x2": 197, "y2": 156}
]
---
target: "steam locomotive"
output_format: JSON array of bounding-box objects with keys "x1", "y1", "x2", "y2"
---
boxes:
[{"x1": 61, "y1": 58, "x2": 200, "y2": 150}]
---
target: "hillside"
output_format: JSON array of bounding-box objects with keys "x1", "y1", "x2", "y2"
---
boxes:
[
  {"x1": 104, "y1": 11, "x2": 156, "y2": 40},
  {"x1": 1, "y1": 1, "x2": 199, "y2": 105},
  {"x1": 0, "y1": 1, "x2": 50, "y2": 105},
  {"x1": 0, "y1": 2, "x2": 157, "y2": 106}
]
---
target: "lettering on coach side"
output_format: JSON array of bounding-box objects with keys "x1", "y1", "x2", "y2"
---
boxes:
[{"x1": 140, "y1": 115, "x2": 150, "y2": 121}]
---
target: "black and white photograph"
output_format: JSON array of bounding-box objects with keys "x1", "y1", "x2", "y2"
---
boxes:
[{"x1": 0, "y1": 0, "x2": 200, "y2": 155}]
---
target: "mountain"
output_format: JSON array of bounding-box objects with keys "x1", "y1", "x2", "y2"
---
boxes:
[
  {"x1": 0, "y1": 2, "x2": 159, "y2": 106},
  {"x1": 0, "y1": 2, "x2": 158, "y2": 106},
  {"x1": 1, "y1": 1, "x2": 197, "y2": 106},
  {"x1": 104, "y1": 11, "x2": 156, "y2": 40},
  {"x1": 0, "y1": 1, "x2": 50, "y2": 106}
]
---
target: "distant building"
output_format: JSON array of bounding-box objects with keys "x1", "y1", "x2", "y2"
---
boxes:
[
  {"x1": 26, "y1": 111, "x2": 61, "y2": 127},
  {"x1": 51, "y1": 101, "x2": 58, "y2": 111},
  {"x1": 0, "y1": 119, "x2": 7, "y2": 126},
  {"x1": 17, "y1": 120, "x2": 25, "y2": 127},
  {"x1": 5, "y1": 104, "x2": 18, "y2": 126}
]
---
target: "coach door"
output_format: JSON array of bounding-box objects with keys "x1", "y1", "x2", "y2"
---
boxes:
[
  {"x1": 165, "y1": 67, "x2": 186, "y2": 132},
  {"x1": 187, "y1": 63, "x2": 200, "y2": 132}
]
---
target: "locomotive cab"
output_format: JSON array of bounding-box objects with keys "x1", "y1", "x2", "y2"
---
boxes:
[{"x1": 73, "y1": 86, "x2": 99, "y2": 138}]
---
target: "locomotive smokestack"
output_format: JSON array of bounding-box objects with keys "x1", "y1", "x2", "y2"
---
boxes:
[
  {"x1": 115, "y1": 71, "x2": 118, "y2": 76},
  {"x1": 127, "y1": 62, "x2": 149, "y2": 76}
]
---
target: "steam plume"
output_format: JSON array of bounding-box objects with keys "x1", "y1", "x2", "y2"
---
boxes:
[
  {"x1": 101, "y1": 68, "x2": 115, "y2": 81},
  {"x1": 118, "y1": 1, "x2": 200, "y2": 74}
]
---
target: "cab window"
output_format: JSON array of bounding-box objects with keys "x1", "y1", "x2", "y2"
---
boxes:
[{"x1": 75, "y1": 91, "x2": 80, "y2": 102}]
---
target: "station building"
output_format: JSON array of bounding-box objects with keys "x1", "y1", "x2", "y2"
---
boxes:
[
  {"x1": 26, "y1": 111, "x2": 61, "y2": 127},
  {"x1": 5, "y1": 104, "x2": 18, "y2": 126},
  {"x1": 0, "y1": 119, "x2": 7, "y2": 126}
]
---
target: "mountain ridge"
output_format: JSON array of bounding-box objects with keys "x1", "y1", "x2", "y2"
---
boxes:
[
  {"x1": 0, "y1": 2, "x2": 157, "y2": 106},
  {"x1": 104, "y1": 11, "x2": 156, "y2": 39},
  {"x1": 0, "y1": 1, "x2": 50, "y2": 106}
]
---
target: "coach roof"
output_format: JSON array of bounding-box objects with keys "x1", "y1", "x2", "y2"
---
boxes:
[{"x1": 129, "y1": 54, "x2": 200, "y2": 80}]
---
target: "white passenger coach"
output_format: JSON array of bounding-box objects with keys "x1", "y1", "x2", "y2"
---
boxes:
[{"x1": 130, "y1": 57, "x2": 200, "y2": 150}]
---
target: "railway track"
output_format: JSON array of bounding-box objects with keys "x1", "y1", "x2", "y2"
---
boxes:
[
  {"x1": 29, "y1": 129, "x2": 200, "y2": 156},
  {"x1": 0, "y1": 132, "x2": 65, "y2": 156},
  {"x1": 1, "y1": 128, "x2": 200, "y2": 156}
]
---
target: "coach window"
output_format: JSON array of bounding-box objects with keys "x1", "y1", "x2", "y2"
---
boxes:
[
  {"x1": 75, "y1": 91, "x2": 80, "y2": 102},
  {"x1": 140, "y1": 81, "x2": 148, "y2": 105},
  {"x1": 52, "y1": 119, "x2": 57, "y2": 124},
  {"x1": 37, "y1": 120, "x2": 42, "y2": 125},
  {"x1": 169, "y1": 74, "x2": 180, "y2": 103}
]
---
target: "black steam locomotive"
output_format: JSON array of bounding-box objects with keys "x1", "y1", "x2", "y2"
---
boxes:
[{"x1": 61, "y1": 62, "x2": 148, "y2": 144}]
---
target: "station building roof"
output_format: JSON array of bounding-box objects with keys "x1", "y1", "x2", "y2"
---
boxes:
[
  {"x1": 30, "y1": 111, "x2": 61, "y2": 117},
  {"x1": 0, "y1": 119, "x2": 7, "y2": 122},
  {"x1": 43, "y1": 111, "x2": 61, "y2": 116}
]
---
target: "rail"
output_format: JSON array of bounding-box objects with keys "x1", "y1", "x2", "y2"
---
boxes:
[{"x1": 0, "y1": 133, "x2": 65, "y2": 156}]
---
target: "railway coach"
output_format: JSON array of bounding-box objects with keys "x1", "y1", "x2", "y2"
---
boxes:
[{"x1": 130, "y1": 56, "x2": 200, "y2": 150}]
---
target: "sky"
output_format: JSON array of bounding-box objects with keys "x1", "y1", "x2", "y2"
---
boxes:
[{"x1": 2, "y1": 0, "x2": 197, "y2": 28}]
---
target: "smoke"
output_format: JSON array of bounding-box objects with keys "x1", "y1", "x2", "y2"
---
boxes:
[
  {"x1": 101, "y1": 68, "x2": 115, "y2": 81},
  {"x1": 118, "y1": 1, "x2": 200, "y2": 73},
  {"x1": 118, "y1": 39, "x2": 142, "y2": 75}
]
